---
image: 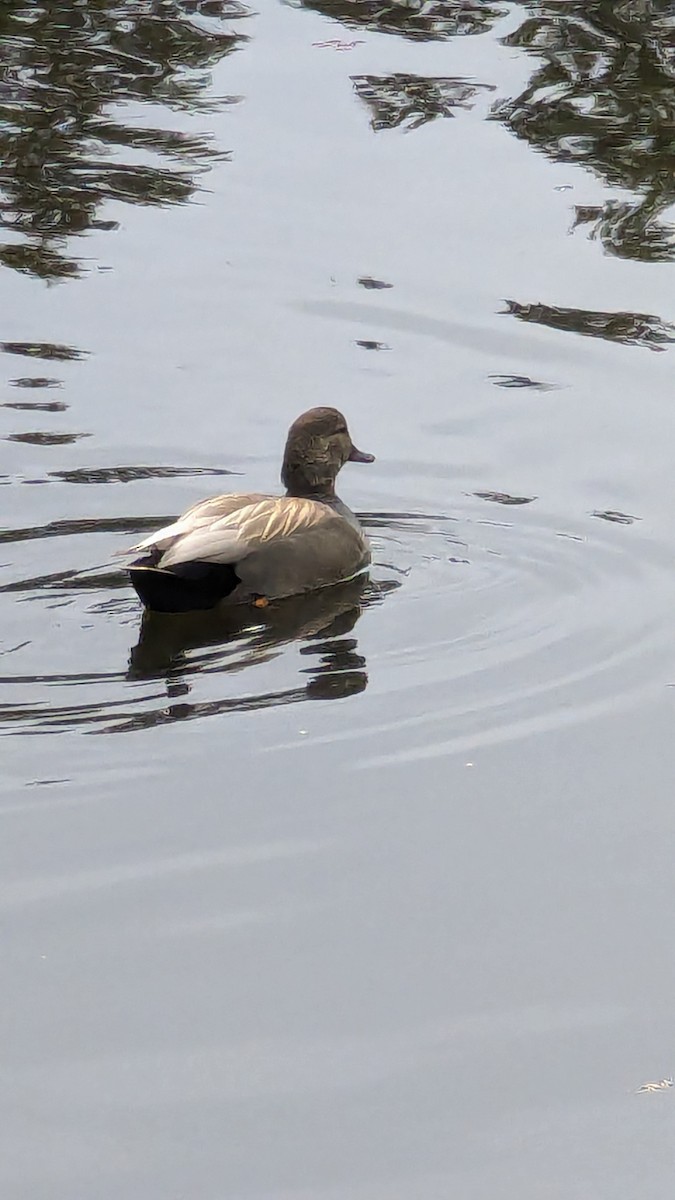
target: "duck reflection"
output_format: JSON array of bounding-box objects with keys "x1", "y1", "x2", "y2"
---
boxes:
[
  {"x1": 493, "y1": 0, "x2": 675, "y2": 261},
  {"x1": 0, "y1": 0, "x2": 248, "y2": 279},
  {"x1": 124, "y1": 576, "x2": 397, "y2": 729}
]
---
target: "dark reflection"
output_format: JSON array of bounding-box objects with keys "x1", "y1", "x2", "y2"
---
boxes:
[
  {"x1": 1, "y1": 464, "x2": 234, "y2": 484},
  {"x1": 504, "y1": 299, "x2": 675, "y2": 350},
  {"x1": 493, "y1": 1, "x2": 675, "y2": 260},
  {"x1": 0, "y1": 567, "x2": 128, "y2": 597},
  {"x1": 130, "y1": 576, "x2": 371, "y2": 678},
  {"x1": 9, "y1": 377, "x2": 63, "y2": 388},
  {"x1": 592, "y1": 509, "x2": 638, "y2": 525},
  {"x1": 0, "y1": 0, "x2": 248, "y2": 280},
  {"x1": 0, "y1": 510, "x2": 417, "y2": 734},
  {"x1": 300, "y1": 0, "x2": 505, "y2": 41},
  {"x1": 360, "y1": 509, "x2": 452, "y2": 529},
  {"x1": 352, "y1": 74, "x2": 494, "y2": 131},
  {"x1": 0, "y1": 513, "x2": 174, "y2": 548},
  {"x1": 0, "y1": 341, "x2": 86, "y2": 360},
  {"x1": 2, "y1": 400, "x2": 68, "y2": 412},
  {"x1": 0, "y1": 576, "x2": 400, "y2": 727},
  {"x1": 474, "y1": 491, "x2": 536, "y2": 506},
  {"x1": 358, "y1": 276, "x2": 393, "y2": 290},
  {"x1": 49, "y1": 464, "x2": 237, "y2": 484},
  {"x1": 6, "y1": 431, "x2": 90, "y2": 445},
  {"x1": 489, "y1": 373, "x2": 556, "y2": 390},
  {"x1": 110, "y1": 577, "x2": 398, "y2": 732},
  {"x1": 0, "y1": 577, "x2": 400, "y2": 733}
]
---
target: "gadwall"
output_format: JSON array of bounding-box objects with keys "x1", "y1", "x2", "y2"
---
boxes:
[{"x1": 124, "y1": 407, "x2": 375, "y2": 612}]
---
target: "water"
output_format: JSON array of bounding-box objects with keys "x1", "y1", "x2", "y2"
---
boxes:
[{"x1": 2, "y1": 1, "x2": 675, "y2": 1195}]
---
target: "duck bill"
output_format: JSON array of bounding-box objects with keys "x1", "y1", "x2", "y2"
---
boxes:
[{"x1": 348, "y1": 444, "x2": 375, "y2": 464}]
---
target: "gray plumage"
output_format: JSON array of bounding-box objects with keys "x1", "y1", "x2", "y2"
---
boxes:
[{"x1": 123, "y1": 407, "x2": 375, "y2": 612}]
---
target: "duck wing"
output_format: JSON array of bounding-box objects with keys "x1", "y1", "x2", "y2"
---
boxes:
[
  {"x1": 157, "y1": 497, "x2": 339, "y2": 569},
  {"x1": 132, "y1": 496, "x2": 370, "y2": 600},
  {"x1": 124, "y1": 492, "x2": 270, "y2": 557}
]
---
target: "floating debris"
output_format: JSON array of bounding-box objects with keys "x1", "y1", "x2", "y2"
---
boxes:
[{"x1": 635, "y1": 1077, "x2": 673, "y2": 1094}]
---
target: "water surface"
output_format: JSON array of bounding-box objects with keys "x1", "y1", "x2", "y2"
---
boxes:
[{"x1": 2, "y1": 2, "x2": 675, "y2": 1196}]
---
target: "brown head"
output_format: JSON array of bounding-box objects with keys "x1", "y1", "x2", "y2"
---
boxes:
[{"x1": 281, "y1": 407, "x2": 375, "y2": 498}]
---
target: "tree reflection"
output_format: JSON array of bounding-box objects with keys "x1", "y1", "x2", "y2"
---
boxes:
[
  {"x1": 493, "y1": 0, "x2": 675, "y2": 260},
  {"x1": 300, "y1": 0, "x2": 505, "y2": 42},
  {"x1": 352, "y1": 74, "x2": 494, "y2": 131},
  {"x1": 504, "y1": 299, "x2": 675, "y2": 350},
  {"x1": 0, "y1": 0, "x2": 249, "y2": 280}
]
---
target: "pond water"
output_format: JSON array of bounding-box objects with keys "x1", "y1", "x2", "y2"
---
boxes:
[{"x1": 2, "y1": 1, "x2": 675, "y2": 1195}]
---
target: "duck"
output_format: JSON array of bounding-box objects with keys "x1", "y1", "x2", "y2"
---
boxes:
[{"x1": 123, "y1": 407, "x2": 375, "y2": 613}]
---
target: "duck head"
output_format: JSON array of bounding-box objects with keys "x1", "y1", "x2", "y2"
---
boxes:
[{"x1": 281, "y1": 407, "x2": 375, "y2": 498}]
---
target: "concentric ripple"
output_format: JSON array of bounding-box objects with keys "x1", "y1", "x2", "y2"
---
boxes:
[
  {"x1": 0, "y1": 508, "x2": 395, "y2": 735},
  {"x1": 351, "y1": 488, "x2": 675, "y2": 764},
  {"x1": 1, "y1": 482, "x2": 674, "y2": 745}
]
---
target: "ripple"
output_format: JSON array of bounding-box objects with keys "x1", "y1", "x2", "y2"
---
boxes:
[
  {"x1": 48, "y1": 465, "x2": 237, "y2": 485},
  {"x1": 2, "y1": 464, "x2": 237, "y2": 486},
  {"x1": 9, "y1": 377, "x2": 63, "y2": 388},
  {"x1": 321, "y1": 494, "x2": 675, "y2": 764},
  {"x1": 0, "y1": 505, "x2": 399, "y2": 732},
  {"x1": 592, "y1": 510, "x2": 639, "y2": 526},
  {"x1": 0, "y1": 341, "x2": 87, "y2": 361},
  {"x1": 2, "y1": 400, "x2": 68, "y2": 413},
  {"x1": 6, "y1": 431, "x2": 91, "y2": 446},
  {"x1": 358, "y1": 276, "x2": 393, "y2": 290},
  {"x1": 1, "y1": 490, "x2": 674, "y2": 745},
  {"x1": 473, "y1": 491, "x2": 536, "y2": 506},
  {"x1": 489, "y1": 373, "x2": 557, "y2": 390},
  {"x1": 0, "y1": 573, "x2": 394, "y2": 735},
  {"x1": 0, "y1": 514, "x2": 174, "y2": 548}
]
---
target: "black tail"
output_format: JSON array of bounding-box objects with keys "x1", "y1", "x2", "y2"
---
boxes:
[{"x1": 129, "y1": 560, "x2": 240, "y2": 613}]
